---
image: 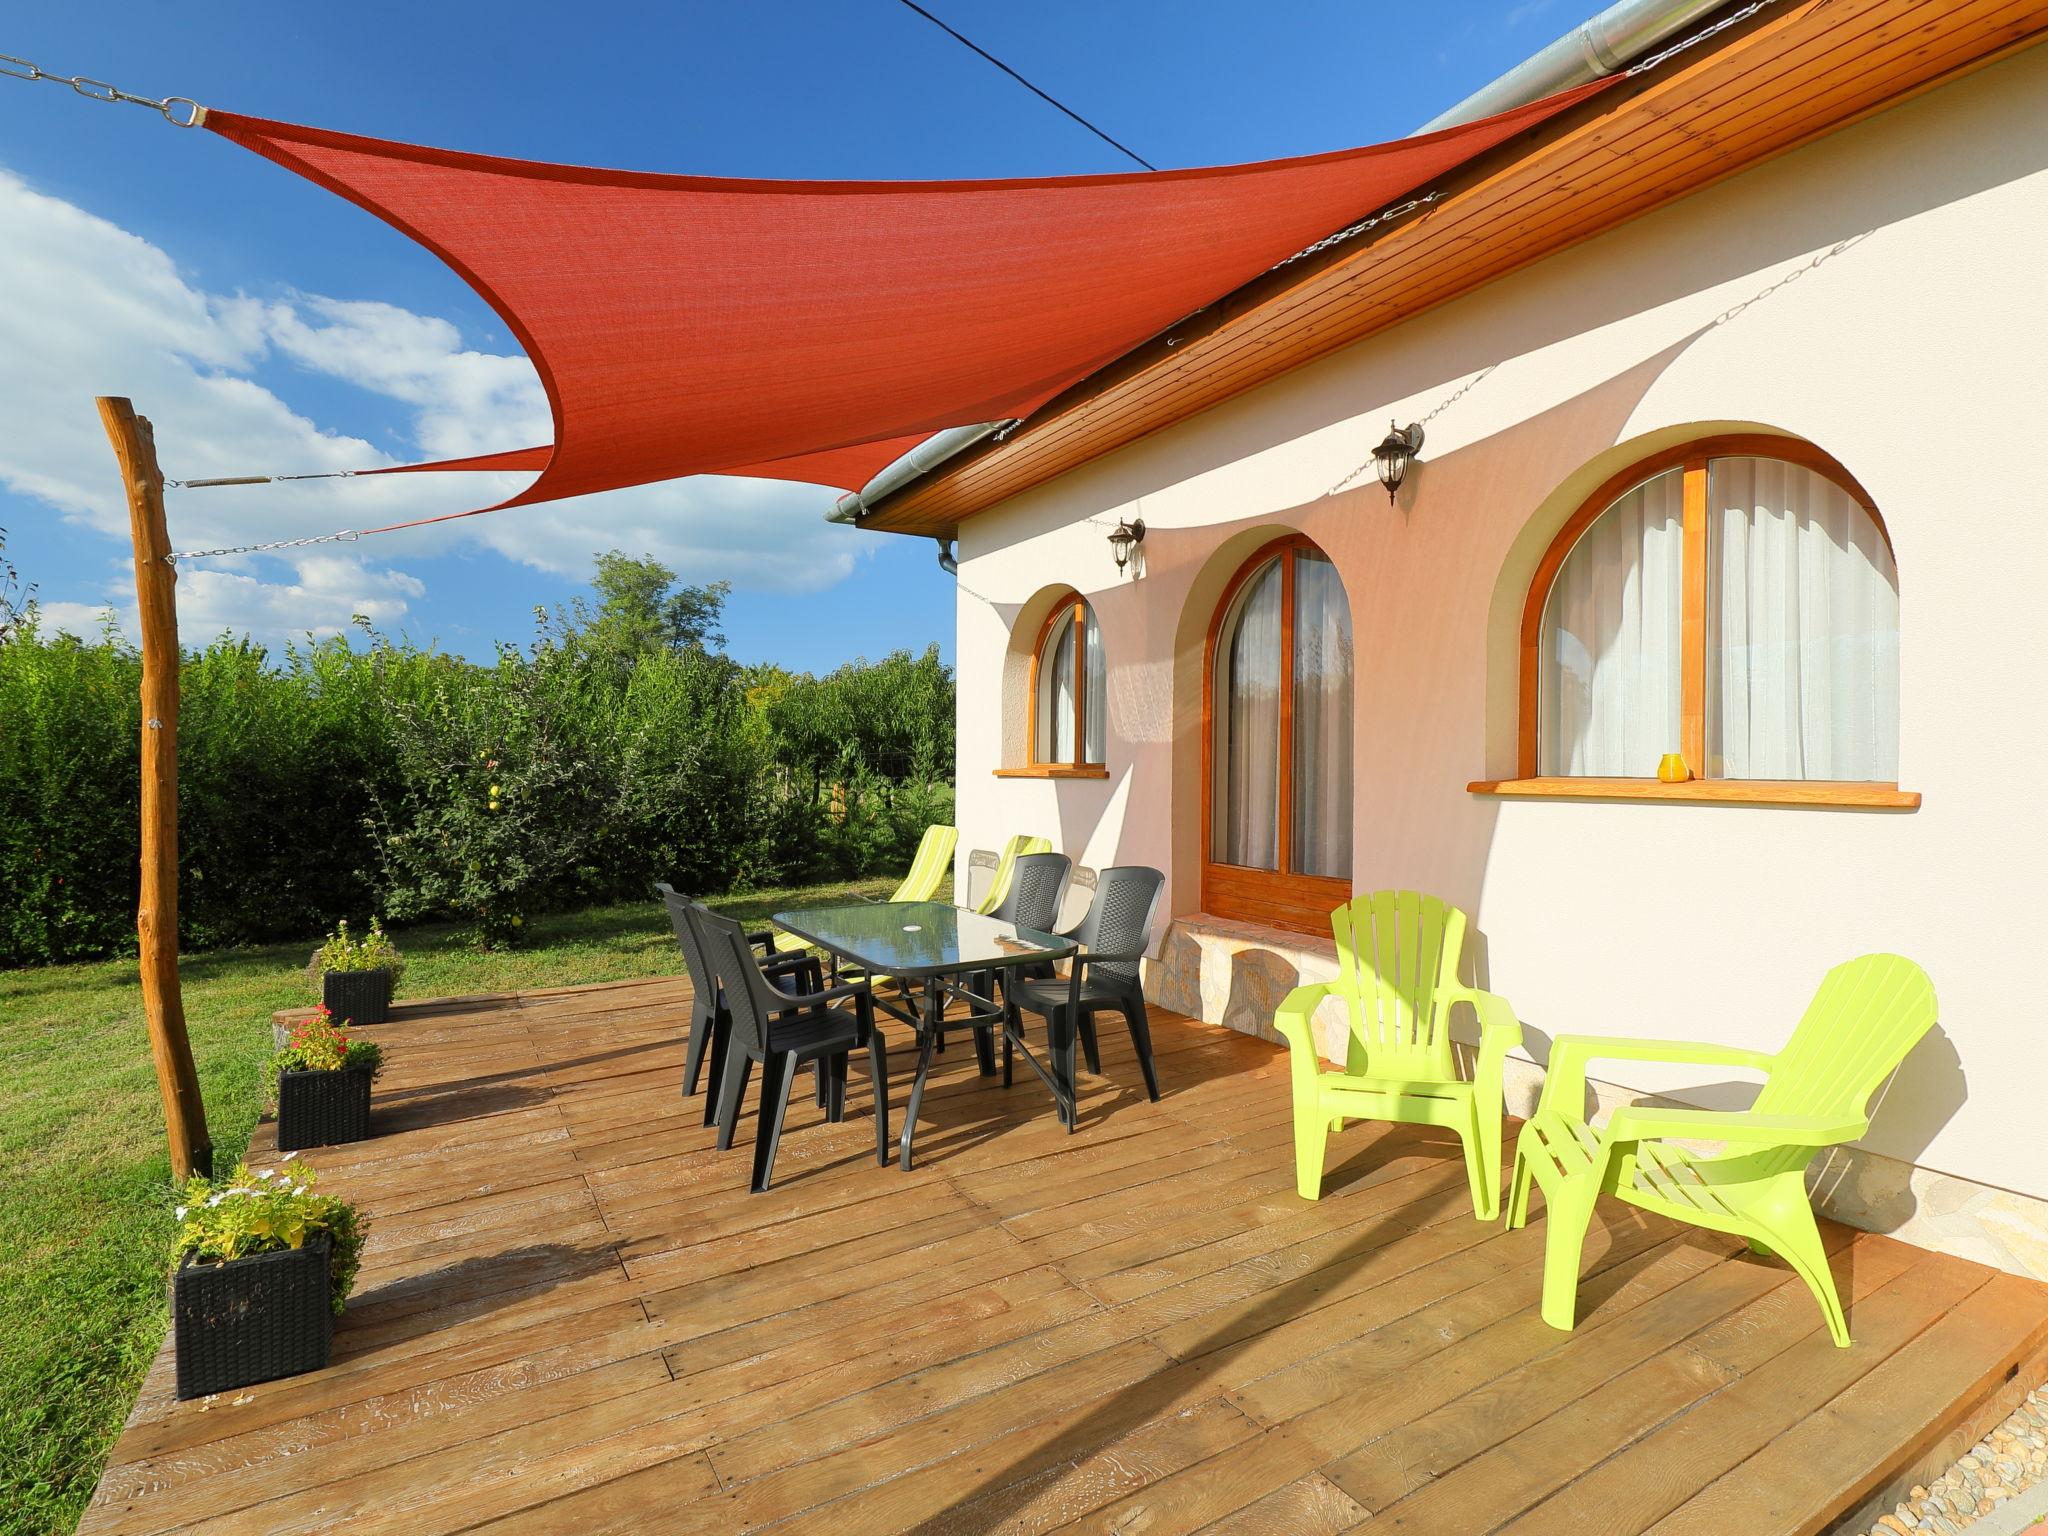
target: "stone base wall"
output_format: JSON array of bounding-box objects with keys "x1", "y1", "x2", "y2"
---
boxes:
[
  {"x1": 1149, "y1": 913, "x2": 2048, "y2": 1284},
  {"x1": 1148, "y1": 912, "x2": 1351, "y2": 1056}
]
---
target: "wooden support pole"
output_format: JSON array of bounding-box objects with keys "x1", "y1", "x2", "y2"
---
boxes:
[{"x1": 99, "y1": 397, "x2": 212, "y2": 1183}]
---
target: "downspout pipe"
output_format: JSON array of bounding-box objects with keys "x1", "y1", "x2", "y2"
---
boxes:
[{"x1": 833, "y1": 0, "x2": 1739, "y2": 528}]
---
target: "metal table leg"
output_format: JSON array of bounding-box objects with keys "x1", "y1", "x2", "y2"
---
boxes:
[
  {"x1": 898, "y1": 978, "x2": 942, "y2": 1171},
  {"x1": 972, "y1": 970, "x2": 999, "y2": 1077}
]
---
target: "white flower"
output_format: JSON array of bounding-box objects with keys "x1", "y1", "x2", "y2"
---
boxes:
[
  {"x1": 256, "y1": 1169, "x2": 274, "y2": 1181},
  {"x1": 280, "y1": 1151, "x2": 299, "y2": 1163},
  {"x1": 174, "y1": 1207, "x2": 188, "y2": 1220}
]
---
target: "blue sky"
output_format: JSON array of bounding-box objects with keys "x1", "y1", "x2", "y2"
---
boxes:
[{"x1": 1, "y1": 0, "x2": 1562, "y2": 671}]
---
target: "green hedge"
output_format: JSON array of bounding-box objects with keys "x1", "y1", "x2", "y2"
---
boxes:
[{"x1": 0, "y1": 575, "x2": 953, "y2": 966}]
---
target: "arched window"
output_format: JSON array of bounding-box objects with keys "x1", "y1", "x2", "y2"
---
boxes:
[
  {"x1": 1032, "y1": 595, "x2": 1105, "y2": 767},
  {"x1": 1526, "y1": 436, "x2": 1898, "y2": 785},
  {"x1": 1204, "y1": 535, "x2": 1353, "y2": 930}
]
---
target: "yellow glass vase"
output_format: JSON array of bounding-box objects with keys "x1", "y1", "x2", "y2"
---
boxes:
[{"x1": 1656, "y1": 753, "x2": 1693, "y2": 784}]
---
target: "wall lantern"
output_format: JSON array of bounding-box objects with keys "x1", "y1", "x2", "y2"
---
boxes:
[
  {"x1": 1107, "y1": 517, "x2": 1146, "y2": 572},
  {"x1": 935, "y1": 537, "x2": 958, "y2": 575},
  {"x1": 1371, "y1": 421, "x2": 1425, "y2": 504}
]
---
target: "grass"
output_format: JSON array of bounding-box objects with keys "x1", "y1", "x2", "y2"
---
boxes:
[{"x1": 0, "y1": 877, "x2": 891, "y2": 1536}]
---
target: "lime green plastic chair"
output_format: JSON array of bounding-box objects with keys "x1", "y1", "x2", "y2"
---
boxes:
[
  {"x1": 886, "y1": 823, "x2": 959, "y2": 905},
  {"x1": 772, "y1": 823, "x2": 959, "y2": 957},
  {"x1": 1507, "y1": 953, "x2": 1936, "y2": 1348},
  {"x1": 1274, "y1": 891, "x2": 1523, "y2": 1220},
  {"x1": 975, "y1": 834, "x2": 1052, "y2": 916}
]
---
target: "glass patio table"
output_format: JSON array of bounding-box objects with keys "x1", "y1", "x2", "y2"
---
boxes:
[{"x1": 771, "y1": 900, "x2": 1077, "y2": 1170}]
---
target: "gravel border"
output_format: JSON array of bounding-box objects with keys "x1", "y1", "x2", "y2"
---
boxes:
[{"x1": 1859, "y1": 1389, "x2": 2048, "y2": 1535}]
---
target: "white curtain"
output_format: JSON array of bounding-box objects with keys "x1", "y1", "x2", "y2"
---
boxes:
[
  {"x1": 1037, "y1": 614, "x2": 1076, "y2": 762},
  {"x1": 1213, "y1": 558, "x2": 1281, "y2": 868},
  {"x1": 1082, "y1": 604, "x2": 1105, "y2": 764},
  {"x1": 1706, "y1": 458, "x2": 1898, "y2": 780},
  {"x1": 1539, "y1": 469, "x2": 1686, "y2": 776},
  {"x1": 1291, "y1": 551, "x2": 1353, "y2": 878}
]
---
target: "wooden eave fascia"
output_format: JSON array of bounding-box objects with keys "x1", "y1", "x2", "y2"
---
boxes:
[{"x1": 859, "y1": 0, "x2": 2048, "y2": 538}]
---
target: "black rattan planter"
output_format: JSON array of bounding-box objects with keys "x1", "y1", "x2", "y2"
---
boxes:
[
  {"x1": 173, "y1": 1233, "x2": 333, "y2": 1399},
  {"x1": 321, "y1": 968, "x2": 393, "y2": 1026},
  {"x1": 276, "y1": 1064, "x2": 374, "y2": 1151}
]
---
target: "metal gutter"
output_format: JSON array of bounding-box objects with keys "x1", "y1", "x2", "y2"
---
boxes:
[
  {"x1": 1417, "y1": 0, "x2": 1730, "y2": 131},
  {"x1": 826, "y1": 422, "x2": 1008, "y2": 524},
  {"x1": 833, "y1": 0, "x2": 1739, "y2": 530}
]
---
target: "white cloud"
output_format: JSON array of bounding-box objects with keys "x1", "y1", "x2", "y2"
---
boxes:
[
  {"x1": 0, "y1": 164, "x2": 864, "y2": 649},
  {"x1": 180, "y1": 554, "x2": 428, "y2": 640},
  {"x1": 32, "y1": 600, "x2": 123, "y2": 640},
  {"x1": 32, "y1": 554, "x2": 429, "y2": 648},
  {"x1": 261, "y1": 296, "x2": 549, "y2": 457}
]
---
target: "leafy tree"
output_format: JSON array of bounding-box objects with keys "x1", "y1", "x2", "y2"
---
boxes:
[{"x1": 560, "y1": 551, "x2": 729, "y2": 662}]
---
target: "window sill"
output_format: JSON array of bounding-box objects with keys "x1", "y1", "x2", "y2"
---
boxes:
[
  {"x1": 1467, "y1": 777, "x2": 1920, "y2": 810},
  {"x1": 994, "y1": 764, "x2": 1110, "y2": 779}
]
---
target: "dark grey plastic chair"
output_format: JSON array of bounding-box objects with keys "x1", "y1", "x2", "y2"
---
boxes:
[
  {"x1": 993, "y1": 850, "x2": 1072, "y2": 933},
  {"x1": 695, "y1": 902, "x2": 889, "y2": 1192},
  {"x1": 1004, "y1": 864, "x2": 1167, "y2": 1128},
  {"x1": 945, "y1": 851, "x2": 1072, "y2": 1073},
  {"x1": 656, "y1": 882, "x2": 808, "y2": 1125}
]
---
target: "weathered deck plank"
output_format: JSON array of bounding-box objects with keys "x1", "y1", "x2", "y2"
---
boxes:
[{"x1": 77, "y1": 975, "x2": 2048, "y2": 1535}]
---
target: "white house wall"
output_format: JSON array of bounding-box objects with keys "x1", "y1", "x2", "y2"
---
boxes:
[{"x1": 950, "y1": 45, "x2": 2048, "y2": 1244}]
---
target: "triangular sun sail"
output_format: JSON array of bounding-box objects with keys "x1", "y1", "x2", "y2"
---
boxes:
[{"x1": 203, "y1": 79, "x2": 1608, "y2": 510}]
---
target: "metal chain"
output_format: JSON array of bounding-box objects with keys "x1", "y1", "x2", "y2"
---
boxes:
[
  {"x1": 165, "y1": 470, "x2": 362, "y2": 489},
  {"x1": 1274, "y1": 192, "x2": 1441, "y2": 270},
  {"x1": 1709, "y1": 231, "x2": 1865, "y2": 327},
  {"x1": 1324, "y1": 362, "x2": 1499, "y2": 499},
  {"x1": 164, "y1": 529, "x2": 360, "y2": 566},
  {"x1": 1415, "y1": 362, "x2": 1497, "y2": 429},
  {"x1": 1626, "y1": 0, "x2": 1781, "y2": 76},
  {"x1": 0, "y1": 51, "x2": 202, "y2": 125}
]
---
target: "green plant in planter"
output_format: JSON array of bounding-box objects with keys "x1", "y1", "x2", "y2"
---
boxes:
[
  {"x1": 307, "y1": 918, "x2": 404, "y2": 1025},
  {"x1": 172, "y1": 1159, "x2": 367, "y2": 1316},
  {"x1": 305, "y1": 917, "x2": 406, "y2": 986},
  {"x1": 270, "y1": 1006, "x2": 384, "y2": 1081},
  {"x1": 271, "y1": 1008, "x2": 384, "y2": 1150}
]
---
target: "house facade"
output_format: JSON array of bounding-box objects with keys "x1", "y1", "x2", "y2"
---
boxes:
[{"x1": 855, "y1": 27, "x2": 2048, "y2": 1275}]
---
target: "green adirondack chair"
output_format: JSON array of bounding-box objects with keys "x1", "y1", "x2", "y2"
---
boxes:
[
  {"x1": 1274, "y1": 891, "x2": 1523, "y2": 1220},
  {"x1": 1507, "y1": 953, "x2": 1937, "y2": 1348},
  {"x1": 772, "y1": 823, "x2": 959, "y2": 956}
]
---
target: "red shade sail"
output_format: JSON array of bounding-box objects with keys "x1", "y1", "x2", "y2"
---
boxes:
[
  {"x1": 359, "y1": 445, "x2": 553, "y2": 475},
  {"x1": 206, "y1": 81, "x2": 1607, "y2": 508},
  {"x1": 353, "y1": 437, "x2": 926, "y2": 493}
]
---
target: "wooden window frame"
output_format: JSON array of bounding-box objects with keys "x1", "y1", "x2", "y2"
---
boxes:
[
  {"x1": 1201, "y1": 534, "x2": 1353, "y2": 933},
  {"x1": 1022, "y1": 593, "x2": 1106, "y2": 774},
  {"x1": 1475, "y1": 433, "x2": 1916, "y2": 809}
]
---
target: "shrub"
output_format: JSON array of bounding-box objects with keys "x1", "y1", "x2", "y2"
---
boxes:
[
  {"x1": 598, "y1": 643, "x2": 766, "y2": 900},
  {"x1": 370, "y1": 633, "x2": 613, "y2": 946},
  {"x1": 0, "y1": 560, "x2": 956, "y2": 962},
  {"x1": 172, "y1": 1160, "x2": 367, "y2": 1315}
]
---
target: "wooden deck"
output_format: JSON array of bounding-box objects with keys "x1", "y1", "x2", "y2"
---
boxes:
[{"x1": 82, "y1": 976, "x2": 2048, "y2": 1535}]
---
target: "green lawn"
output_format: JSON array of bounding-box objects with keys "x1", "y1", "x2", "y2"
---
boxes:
[{"x1": 0, "y1": 878, "x2": 891, "y2": 1536}]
